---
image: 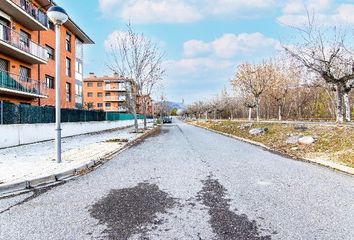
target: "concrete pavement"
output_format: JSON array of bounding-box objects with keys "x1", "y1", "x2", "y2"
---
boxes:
[{"x1": 0, "y1": 119, "x2": 353, "y2": 239}]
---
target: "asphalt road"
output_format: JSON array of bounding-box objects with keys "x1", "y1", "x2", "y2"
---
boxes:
[{"x1": 0, "y1": 119, "x2": 353, "y2": 240}]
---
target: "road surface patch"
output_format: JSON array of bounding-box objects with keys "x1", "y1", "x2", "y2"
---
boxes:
[
  {"x1": 89, "y1": 182, "x2": 176, "y2": 239},
  {"x1": 197, "y1": 176, "x2": 271, "y2": 240}
]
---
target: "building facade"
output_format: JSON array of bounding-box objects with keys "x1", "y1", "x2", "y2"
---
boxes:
[
  {"x1": 0, "y1": 0, "x2": 93, "y2": 108},
  {"x1": 83, "y1": 73, "x2": 154, "y2": 116},
  {"x1": 83, "y1": 73, "x2": 129, "y2": 112}
]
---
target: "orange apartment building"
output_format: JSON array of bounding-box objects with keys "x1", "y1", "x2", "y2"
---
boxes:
[
  {"x1": 83, "y1": 73, "x2": 154, "y2": 116},
  {"x1": 0, "y1": 0, "x2": 93, "y2": 109}
]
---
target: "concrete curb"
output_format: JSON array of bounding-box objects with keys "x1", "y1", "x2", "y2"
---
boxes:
[
  {"x1": 189, "y1": 122, "x2": 354, "y2": 176},
  {"x1": 0, "y1": 125, "x2": 160, "y2": 198}
]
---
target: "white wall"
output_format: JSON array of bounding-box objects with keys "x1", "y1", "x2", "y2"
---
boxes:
[{"x1": 0, "y1": 120, "x2": 145, "y2": 149}]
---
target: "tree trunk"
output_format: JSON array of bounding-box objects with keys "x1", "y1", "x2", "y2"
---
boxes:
[
  {"x1": 336, "y1": 84, "x2": 344, "y2": 123},
  {"x1": 132, "y1": 106, "x2": 139, "y2": 133},
  {"x1": 142, "y1": 100, "x2": 148, "y2": 130},
  {"x1": 255, "y1": 97, "x2": 260, "y2": 122},
  {"x1": 248, "y1": 107, "x2": 252, "y2": 121},
  {"x1": 278, "y1": 104, "x2": 282, "y2": 121},
  {"x1": 343, "y1": 91, "x2": 351, "y2": 122}
]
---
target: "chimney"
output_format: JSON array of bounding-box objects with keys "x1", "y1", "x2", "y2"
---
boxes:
[{"x1": 89, "y1": 72, "x2": 96, "y2": 78}]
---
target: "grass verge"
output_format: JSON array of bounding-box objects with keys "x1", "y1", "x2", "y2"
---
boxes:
[{"x1": 193, "y1": 120, "x2": 354, "y2": 169}]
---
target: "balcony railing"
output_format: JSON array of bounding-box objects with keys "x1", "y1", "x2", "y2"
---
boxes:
[
  {"x1": 12, "y1": 0, "x2": 48, "y2": 27},
  {"x1": 0, "y1": 70, "x2": 47, "y2": 97},
  {"x1": 0, "y1": 23, "x2": 48, "y2": 62},
  {"x1": 104, "y1": 85, "x2": 126, "y2": 91},
  {"x1": 104, "y1": 96, "x2": 126, "y2": 101}
]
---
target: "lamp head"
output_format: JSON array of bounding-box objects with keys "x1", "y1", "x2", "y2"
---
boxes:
[{"x1": 47, "y1": 6, "x2": 68, "y2": 25}]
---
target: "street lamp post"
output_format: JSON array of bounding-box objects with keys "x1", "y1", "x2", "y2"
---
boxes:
[{"x1": 47, "y1": 6, "x2": 68, "y2": 163}]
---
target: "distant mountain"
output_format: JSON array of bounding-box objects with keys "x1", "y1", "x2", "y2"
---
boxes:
[
  {"x1": 166, "y1": 101, "x2": 186, "y2": 110},
  {"x1": 154, "y1": 101, "x2": 186, "y2": 110}
]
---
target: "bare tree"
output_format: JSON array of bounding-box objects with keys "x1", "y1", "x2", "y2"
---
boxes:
[
  {"x1": 282, "y1": 14, "x2": 354, "y2": 123},
  {"x1": 344, "y1": 80, "x2": 354, "y2": 121},
  {"x1": 232, "y1": 61, "x2": 272, "y2": 122},
  {"x1": 267, "y1": 60, "x2": 297, "y2": 121},
  {"x1": 107, "y1": 23, "x2": 165, "y2": 132},
  {"x1": 155, "y1": 93, "x2": 170, "y2": 121}
]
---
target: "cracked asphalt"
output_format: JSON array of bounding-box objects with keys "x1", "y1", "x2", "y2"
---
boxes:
[{"x1": 0, "y1": 119, "x2": 353, "y2": 239}]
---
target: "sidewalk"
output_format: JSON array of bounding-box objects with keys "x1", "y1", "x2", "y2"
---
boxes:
[{"x1": 0, "y1": 123, "x2": 154, "y2": 187}]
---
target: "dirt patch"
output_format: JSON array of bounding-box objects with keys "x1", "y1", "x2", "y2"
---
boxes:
[
  {"x1": 89, "y1": 182, "x2": 175, "y2": 239},
  {"x1": 197, "y1": 176, "x2": 271, "y2": 240}
]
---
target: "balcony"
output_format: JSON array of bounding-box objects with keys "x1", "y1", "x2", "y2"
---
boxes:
[
  {"x1": 0, "y1": 0, "x2": 48, "y2": 30},
  {"x1": 0, "y1": 70, "x2": 48, "y2": 98},
  {"x1": 0, "y1": 23, "x2": 48, "y2": 64},
  {"x1": 104, "y1": 85, "x2": 126, "y2": 92},
  {"x1": 104, "y1": 96, "x2": 126, "y2": 102}
]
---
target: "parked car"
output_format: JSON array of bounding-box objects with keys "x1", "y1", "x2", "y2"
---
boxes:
[{"x1": 163, "y1": 116, "x2": 172, "y2": 124}]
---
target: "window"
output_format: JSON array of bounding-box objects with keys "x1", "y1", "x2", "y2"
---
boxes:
[
  {"x1": 45, "y1": 75, "x2": 54, "y2": 89},
  {"x1": 19, "y1": 66, "x2": 30, "y2": 82},
  {"x1": 75, "y1": 84, "x2": 82, "y2": 96},
  {"x1": 97, "y1": 82, "x2": 102, "y2": 87},
  {"x1": 87, "y1": 82, "x2": 93, "y2": 87},
  {"x1": 46, "y1": 45, "x2": 54, "y2": 60},
  {"x1": 66, "y1": 58, "x2": 71, "y2": 77},
  {"x1": 75, "y1": 61, "x2": 83, "y2": 74},
  {"x1": 97, "y1": 103, "x2": 103, "y2": 107},
  {"x1": 66, "y1": 82, "x2": 71, "y2": 102},
  {"x1": 105, "y1": 102, "x2": 111, "y2": 107},
  {"x1": 105, "y1": 83, "x2": 111, "y2": 89},
  {"x1": 48, "y1": 21, "x2": 55, "y2": 31},
  {"x1": 105, "y1": 92, "x2": 111, "y2": 96},
  {"x1": 0, "y1": 58, "x2": 9, "y2": 72},
  {"x1": 87, "y1": 103, "x2": 93, "y2": 109},
  {"x1": 87, "y1": 92, "x2": 93, "y2": 97},
  {"x1": 97, "y1": 92, "x2": 103, "y2": 97},
  {"x1": 19, "y1": 30, "x2": 30, "y2": 48},
  {"x1": 66, "y1": 32, "x2": 71, "y2": 52}
]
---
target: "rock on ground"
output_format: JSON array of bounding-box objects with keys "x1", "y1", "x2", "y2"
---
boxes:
[
  {"x1": 249, "y1": 128, "x2": 268, "y2": 135},
  {"x1": 299, "y1": 136, "x2": 316, "y2": 145}
]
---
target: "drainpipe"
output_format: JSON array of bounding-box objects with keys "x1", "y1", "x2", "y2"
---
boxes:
[
  {"x1": 0, "y1": 100, "x2": 3, "y2": 124},
  {"x1": 37, "y1": 30, "x2": 41, "y2": 106}
]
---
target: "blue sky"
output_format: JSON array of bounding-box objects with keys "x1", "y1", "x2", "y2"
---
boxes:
[{"x1": 58, "y1": 0, "x2": 354, "y2": 103}]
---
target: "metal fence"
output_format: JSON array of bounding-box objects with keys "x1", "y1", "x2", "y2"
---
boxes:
[
  {"x1": 106, "y1": 112, "x2": 145, "y2": 121},
  {"x1": 0, "y1": 101, "x2": 105, "y2": 124}
]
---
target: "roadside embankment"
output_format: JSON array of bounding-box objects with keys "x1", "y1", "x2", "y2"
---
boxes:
[{"x1": 191, "y1": 120, "x2": 354, "y2": 174}]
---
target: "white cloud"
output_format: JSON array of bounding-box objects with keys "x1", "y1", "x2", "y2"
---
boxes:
[
  {"x1": 120, "y1": 0, "x2": 201, "y2": 24},
  {"x1": 183, "y1": 40, "x2": 211, "y2": 57},
  {"x1": 99, "y1": 0, "x2": 277, "y2": 24},
  {"x1": 278, "y1": 1, "x2": 354, "y2": 26},
  {"x1": 184, "y1": 33, "x2": 280, "y2": 59},
  {"x1": 282, "y1": 0, "x2": 331, "y2": 14},
  {"x1": 163, "y1": 32, "x2": 279, "y2": 102},
  {"x1": 336, "y1": 4, "x2": 354, "y2": 24},
  {"x1": 104, "y1": 30, "x2": 128, "y2": 51}
]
